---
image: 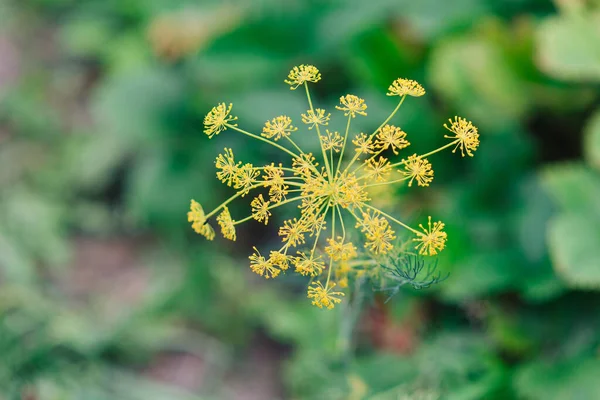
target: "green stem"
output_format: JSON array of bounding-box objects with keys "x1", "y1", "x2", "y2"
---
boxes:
[
  {"x1": 233, "y1": 195, "x2": 308, "y2": 225},
  {"x1": 205, "y1": 182, "x2": 263, "y2": 219},
  {"x1": 325, "y1": 206, "x2": 336, "y2": 287},
  {"x1": 364, "y1": 175, "x2": 410, "y2": 187},
  {"x1": 361, "y1": 203, "x2": 419, "y2": 234},
  {"x1": 304, "y1": 82, "x2": 333, "y2": 181},
  {"x1": 226, "y1": 124, "x2": 299, "y2": 159},
  {"x1": 336, "y1": 115, "x2": 352, "y2": 175},
  {"x1": 389, "y1": 140, "x2": 459, "y2": 168}
]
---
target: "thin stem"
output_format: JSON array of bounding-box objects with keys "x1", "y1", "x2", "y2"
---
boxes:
[
  {"x1": 255, "y1": 166, "x2": 296, "y2": 173},
  {"x1": 361, "y1": 203, "x2": 419, "y2": 234},
  {"x1": 336, "y1": 205, "x2": 346, "y2": 241},
  {"x1": 336, "y1": 115, "x2": 352, "y2": 175},
  {"x1": 205, "y1": 182, "x2": 264, "y2": 219},
  {"x1": 325, "y1": 206, "x2": 336, "y2": 287},
  {"x1": 285, "y1": 136, "x2": 304, "y2": 154},
  {"x1": 304, "y1": 82, "x2": 333, "y2": 181},
  {"x1": 389, "y1": 140, "x2": 459, "y2": 168},
  {"x1": 233, "y1": 195, "x2": 308, "y2": 225},
  {"x1": 365, "y1": 175, "x2": 410, "y2": 187},
  {"x1": 226, "y1": 124, "x2": 299, "y2": 159},
  {"x1": 310, "y1": 202, "x2": 331, "y2": 254}
]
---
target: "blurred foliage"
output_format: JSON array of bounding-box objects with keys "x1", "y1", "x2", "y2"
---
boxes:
[{"x1": 1, "y1": 0, "x2": 600, "y2": 398}]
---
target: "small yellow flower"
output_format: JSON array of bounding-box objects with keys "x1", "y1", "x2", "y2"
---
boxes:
[
  {"x1": 188, "y1": 200, "x2": 215, "y2": 240},
  {"x1": 249, "y1": 247, "x2": 280, "y2": 279},
  {"x1": 402, "y1": 154, "x2": 434, "y2": 187},
  {"x1": 251, "y1": 194, "x2": 271, "y2": 225},
  {"x1": 325, "y1": 237, "x2": 358, "y2": 261},
  {"x1": 233, "y1": 163, "x2": 259, "y2": 196},
  {"x1": 279, "y1": 218, "x2": 307, "y2": 247},
  {"x1": 386, "y1": 78, "x2": 426, "y2": 97},
  {"x1": 307, "y1": 281, "x2": 344, "y2": 309},
  {"x1": 301, "y1": 108, "x2": 330, "y2": 130},
  {"x1": 352, "y1": 133, "x2": 376, "y2": 155},
  {"x1": 216, "y1": 206, "x2": 236, "y2": 241},
  {"x1": 375, "y1": 125, "x2": 410, "y2": 155},
  {"x1": 215, "y1": 148, "x2": 240, "y2": 187},
  {"x1": 262, "y1": 163, "x2": 288, "y2": 202},
  {"x1": 444, "y1": 116, "x2": 479, "y2": 157},
  {"x1": 294, "y1": 252, "x2": 325, "y2": 276},
  {"x1": 413, "y1": 216, "x2": 447, "y2": 256},
  {"x1": 262, "y1": 115, "x2": 297, "y2": 141},
  {"x1": 284, "y1": 64, "x2": 321, "y2": 89},
  {"x1": 269, "y1": 251, "x2": 291, "y2": 271},
  {"x1": 336, "y1": 94, "x2": 367, "y2": 118},
  {"x1": 321, "y1": 130, "x2": 344, "y2": 152},
  {"x1": 364, "y1": 219, "x2": 396, "y2": 254},
  {"x1": 365, "y1": 156, "x2": 392, "y2": 182},
  {"x1": 204, "y1": 103, "x2": 237, "y2": 139},
  {"x1": 336, "y1": 173, "x2": 370, "y2": 208},
  {"x1": 292, "y1": 153, "x2": 318, "y2": 177}
]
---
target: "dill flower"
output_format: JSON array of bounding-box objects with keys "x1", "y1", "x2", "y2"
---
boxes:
[
  {"x1": 375, "y1": 125, "x2": 410, "y2": 155},
  {"x1": 444, "y1": 116, "x2": 480, "y2": 157},
  {"x1": 302, "y1": 108, "x2": 330, "y2": 129},
  {"x1": 216, "y1": 206, "x2": 236, "y2": 241},
  {"x1": 284, "y1": 64, "x2": 321, "y2": 89},
  {"x1": 204, "y1": 103, "x2": 237, "y2": 138},
  {"x1": 251, "y1": 194, "x2": 271, "y2": 225},
  {"x1": 326, "y1": 237, "x2": 358, "y2": 261},
  {"x1": 279, "y1": 218, "x2": 307, "y2": 247},
  {"x1": 188, "y1": 200, "x2": 215, "y2": 240},
  {"x1": 336, "y1": 94, "x2": 367, "y2": 118},
  {"x1": 269, "y1": 251, "x2": 291, "y2": 271},
  {"x1": 262, "y1": 115, "x2": 297, "y2": 141},
  {"x1": 365, "y1": 156, "x2": 392, "y2": 182},
  {"x1": 307, "y1": 281, "x2": 344, "y2": 309},
  {"x1": 402, "y1": 154, "x2": 434, "y2": 187},
  {"x1": 387, "y1": 78, "x2": 426, "y2": 97},
  {"x1": 215, "y1": 148, "x2": 240, "y2": 186},
  {"x1": 413, "y1": 216, "x2": 447, "y2": 256},
  {"x1": 352, "y1": 133, "x2": 376, "y2": 155},
  {"x1": 249, "y1": 247, "x2": 280, "y2": 279},
  {"x1": 233, "y1": 163, "x2": 259, "y2": 196},
  {"x1": 294, "y1": 252, "x2": 325, "y2": 277},
  {"x1": 321, "y1": 130, "x2": 344, "y2": 152},
  {"x1": 190, "y1": 65, "x2": 478, "y2": 309}
]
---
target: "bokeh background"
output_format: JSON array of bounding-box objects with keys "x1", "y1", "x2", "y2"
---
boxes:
[{"x1": 1, "y1": 0, "x2": 600, "y2": 398}]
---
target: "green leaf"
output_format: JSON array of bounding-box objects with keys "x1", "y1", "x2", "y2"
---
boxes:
[
  {"x1": 514, "y1": 357, "x2": 600, "y2": 400},
  {"x1": 584, "y1": 109, "x2": 600, "y2": 171},
  {"x1": 540, "y1": 163, "x2": 600, "y2": 218},
  {"x1": 547, "y1": 213, "x2": 600, "y2": 289},
  {"x1": 536, "y1": 12, "x2": 600, "y2": 81}
]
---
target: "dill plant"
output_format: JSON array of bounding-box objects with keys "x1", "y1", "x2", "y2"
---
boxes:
[{"x1": 188, "y1": 65, "x2": 479, "y2": 309}]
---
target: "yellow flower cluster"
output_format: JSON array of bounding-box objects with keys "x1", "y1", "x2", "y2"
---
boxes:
[{"x1": 192, "y1": 65, "x2": 480, "y2": 309}]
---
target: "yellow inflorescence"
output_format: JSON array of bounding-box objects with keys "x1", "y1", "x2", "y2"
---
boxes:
[
  {"x1": 262, "y1": 115, "x2": 297, "y2": 141},
  {"x1": 336, "y1": 94, "x2": 368, "y2": 118},
  {"x1": 444, "y1": 116, "x2": 480, "y2": 157},
  {"x1": 285, "y1": 64, "x2": 322, "y2": 89},
  {"x1": 191, "y1": 64, "x2": 479, "y2": 309},
  {"x1": 402, "y1": 154, "x2": 434, "y2": 187},
  {"x1": 387, "y1": 78, "x2": 426, "y2": 97},
  {"x1": 203, "y1": 103, "x2": 237, "y2": 138},
  {"x1": 188, "y1": 200, "x2": 215, "y2": 240},
  {"x1": 413, "y1": 216, "x2": 448, "y2": 256},
  {"x1": 216, "y1": 206, "x2": 236, "y2": 241},
  {"x1": 307, "y1": 281, "x2": 344, "y2": 309}
]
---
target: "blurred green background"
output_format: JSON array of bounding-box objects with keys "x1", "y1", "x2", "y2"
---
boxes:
[{"x1": 1, "y1": 0, "x2": 600, "y2": 398}]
